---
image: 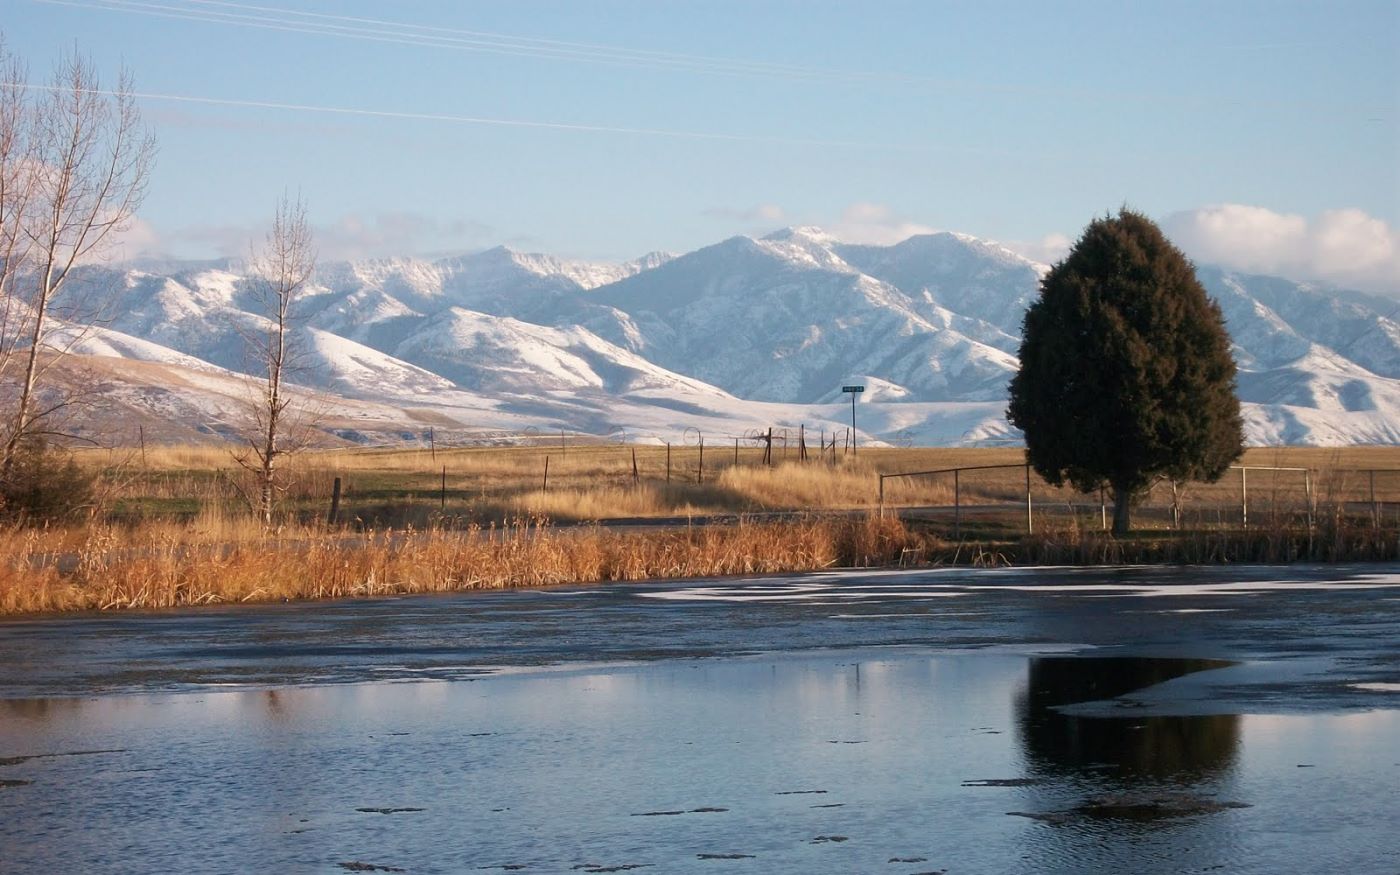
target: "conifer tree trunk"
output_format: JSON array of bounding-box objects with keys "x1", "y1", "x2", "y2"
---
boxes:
[{"x1": 1112, "y1": 487, "x2": 1132, "y2": 536}]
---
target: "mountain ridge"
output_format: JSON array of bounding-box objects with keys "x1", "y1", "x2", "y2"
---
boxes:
[{"x1": 32, "y1": 226, "x2": 1400, "y2": 446}]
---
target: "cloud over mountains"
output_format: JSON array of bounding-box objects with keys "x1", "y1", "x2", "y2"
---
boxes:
[{"x1": 1163, "y1": 204, "x2": 1400, "y2": 297}]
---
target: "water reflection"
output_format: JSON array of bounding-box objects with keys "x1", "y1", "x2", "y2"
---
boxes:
[
  {"x1": 1017, "y1": 656, "x2": 1240, "y2": 780},
  {"x1": 2, "y1": 652, "x2": 1395, "y2": 874},
  {"x1": 0, "y1": 696, "x2": 86, "y2": 723}
]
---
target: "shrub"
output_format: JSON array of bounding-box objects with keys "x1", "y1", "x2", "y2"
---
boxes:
[{"x1": 0, "y1": 441, "x2": 98, "y2": 522}]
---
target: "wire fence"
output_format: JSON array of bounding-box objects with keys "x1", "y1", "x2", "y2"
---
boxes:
[{"x1": 878, "y1": 462, "x2": 1400, "y2": 535}]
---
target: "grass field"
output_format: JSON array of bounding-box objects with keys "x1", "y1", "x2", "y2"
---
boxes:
[
  {"x1": 0, "y1": 443, "x2": 1392, "y2": 616},
  {"x1": 83, "y1": 443, "x2": 1400, "y2": 531}
]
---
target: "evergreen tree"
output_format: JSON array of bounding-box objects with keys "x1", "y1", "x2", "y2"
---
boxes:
[{"x1": 1007, "y1": 209, "x2": 1244, "y2": 534}]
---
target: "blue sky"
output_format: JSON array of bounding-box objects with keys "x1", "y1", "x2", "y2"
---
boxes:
[{"x1": 6, "y1": 0, "x2": 1399, "y2": 291}]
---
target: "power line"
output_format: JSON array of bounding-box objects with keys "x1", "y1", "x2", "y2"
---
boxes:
[
  {"x1": 179, "y1": 0, "x2": 825, "y2": 76},
  {"x1": 32, "y1": 0, "x2": 1387, "y2": 114},
  {"x1": 38, "y1": 0, "x2": 848, "y2": 82},
  {"x1": 2, "y1": 79, "x2": 928, "y2": 152}
]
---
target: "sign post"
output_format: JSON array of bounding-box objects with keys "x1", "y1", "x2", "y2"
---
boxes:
[{"x1": 841, "y1": 385, "x2": 864, "y2": 456}]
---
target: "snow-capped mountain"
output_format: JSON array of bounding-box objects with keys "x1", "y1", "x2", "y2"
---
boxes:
[{"x1": 37, "y1": 227, "x2": 1400, "y2": 446}]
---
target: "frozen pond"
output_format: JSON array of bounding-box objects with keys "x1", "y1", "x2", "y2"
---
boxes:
[{"x1": 2, "y1": 565, "x2": 1399, "y2": 873}]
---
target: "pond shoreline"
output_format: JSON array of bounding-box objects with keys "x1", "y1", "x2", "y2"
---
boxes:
[{"x1": 2, "y1": 513, "x2": 1398, "y2": 618}]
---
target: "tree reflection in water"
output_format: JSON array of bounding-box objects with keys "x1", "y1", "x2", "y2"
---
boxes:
[{"x1": 1016, "y1": 657, "x2": 1240, "y2": 780}]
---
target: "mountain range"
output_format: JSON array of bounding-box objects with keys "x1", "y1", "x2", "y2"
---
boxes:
[{"x1": 40, "y1": 225, "x2": 1400, "y2": 447}]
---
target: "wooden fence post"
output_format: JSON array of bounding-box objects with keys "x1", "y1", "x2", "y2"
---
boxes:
[
  {"x1": 954, "y1": 469, "x2": 961, "y2": 539},
  {"x1": 1304, "y1": 469, "x2": 1314, "y2": 531},
  {"x1": 1025, "y1": 465, "x2": 1033, "y2": 535},
  {"x1": 440, "y1": 465, "x2": 446, "y2": 509},
  {"x1": 327, "y1": 476, "x2": 342, "y2": 525},
  {"x1": 1241, "y1": 467, "x2": 1248, "y2": 529},
  {"x1": 666, "y1": 442, "x2": 671, "y2": 483},
  {"x1": 543, "y1": 456, "x2": 550, "y2": 492},
  {"x1": 1371, "y1": 469, "x2": 1379, "y2": 529},
  {"x1": 632, "y1": 448, "x2": 639, "y2": 484},
  {"x1": 698, "y1": 437, "x2": 704, "y2": 484}
]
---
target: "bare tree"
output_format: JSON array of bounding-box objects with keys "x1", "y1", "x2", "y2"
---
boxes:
[
  {"x1": 0, "y1": 38, "x2": 37, "y2": 417},
  {"x1": 0, "y1": 47, "x2": 156, "y2": 476},
  {"x1": 239, "y1": 194, "x2": 316, "y2": 526}
]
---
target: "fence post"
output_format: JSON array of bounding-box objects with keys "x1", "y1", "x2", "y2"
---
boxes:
[
  {"x1": 1371, "y1": 469, "x2": 1379, "y2": 529},
  {"x1": 440, "y1": 465, "x2": 446, "y2": 509},
  {"x1": 327, "y1": 476, "x2": 342, "y2": 525},
  {"x1": 734, "y1": 437, "x2": 739, "y2": 466},
  {"x1": 632, "y1": 448, "x2": 639, "y2": 484},
  {"x1": 878, "y1": 475, "x2": 884, "y2": 517},
  {"x1": 429, "y1": 426, "x2": 436, "y2": 461},
  {"x1": 1100, "y1": 486, "x2": 1107, "y2": 531},
  {"x1": 1304, "y1": 469, "x2": 1314, "y2": 531},
  {"x1": 543, "y1": 456, "x2": 550, "y2": 492},
  {"x1": 666, "y1": 443, "x2": 671, "y2": 483},
  {"x1": 698, "y1": 437, "x2": 704, "y2": 484},
  {"x1": 1025, "y1": 465, "x2": 1033, "y2": 535},
  {"x1": 1241, "y1": 467, "x2": 1248, "y2": 530},
  {"x1": 954, "y1": 469, "x2": 961, "y2": 540}
]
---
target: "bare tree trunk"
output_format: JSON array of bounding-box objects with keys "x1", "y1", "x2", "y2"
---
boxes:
[
  {"x1": 5, "y1": 263, "x2": 52, "y2": 474},
  {"x1": 0, "y1": 49, "x2": 154, "y2": 478},
  {"x1": 0, "y1": 37, "x2": 36, "y2": 399},
  {"x1": 243, "y1": 195, "x2": 314, "y2": 528}
]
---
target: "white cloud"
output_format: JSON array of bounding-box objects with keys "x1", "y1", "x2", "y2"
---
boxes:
[
  {"x1": 315, "y1": 211, "x2": 496, "y2": 260},
  {"x1": 1161, "y1": 204, "x2": 1400, "y2": 295},
  {"x1": 114, "y1": 211, "x2": 499, "y2": 262},
  {"x1": 703, "y1": 203, "x2": 785, "y2": 223},
  {"x1": 105, "y1": 216, "x2": 163, "y2": 262},
  {"x1": 1002, "y1": 233, "x2": 1072, "y2": 266},
  {"x1": 828, "y1": 202, "x2": 935, "y2": 245}
]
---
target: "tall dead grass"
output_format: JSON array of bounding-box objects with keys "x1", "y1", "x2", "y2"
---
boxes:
[{"x1": 0, "y1": 514, "x2": 916, "y2": 615}]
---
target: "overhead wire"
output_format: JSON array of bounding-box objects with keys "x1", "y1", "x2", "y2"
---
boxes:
[
  {"x1": 36, "y1": 0, "x2": 853, "y2": 82},
  {"x1": 2, "y1": 79, "x2": 938, "y2": 152}
]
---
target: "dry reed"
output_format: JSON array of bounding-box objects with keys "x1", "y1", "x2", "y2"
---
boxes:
[
  {"x1": 2, "y1": 443, "x2": 1388, "y2": 617},
  {"x1": 0, "y1": 515, "x2": 916, "y2": 615}
]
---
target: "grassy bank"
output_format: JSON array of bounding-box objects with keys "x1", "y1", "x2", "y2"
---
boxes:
[
  {"x1": 0, "y1": 515, "x2": 913, "y2": 615},
  {"x1": 2, "y1": 508, "x2": 1396, "y2": 616},
  {"x1": 0, "y1": 444, "x2": 1392, "y2": 616},
  {"x1": 81, "y1": 444, "x2": 1400, "y2": 528}
]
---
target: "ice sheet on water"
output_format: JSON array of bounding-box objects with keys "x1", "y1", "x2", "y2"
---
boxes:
[{"x1": 645, "y1": 572, "x2": 1400, "y2": 604}]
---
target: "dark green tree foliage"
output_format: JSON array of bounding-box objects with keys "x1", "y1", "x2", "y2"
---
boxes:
[
  {"x1": 1007, "y1": 209, "x2": 1244, "y2": 533},
  {"x1": 0, "y1": 438, "x2": 95, "y2": 522}
]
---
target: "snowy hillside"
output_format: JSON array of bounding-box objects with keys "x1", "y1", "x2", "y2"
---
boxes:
[{"x1": 35, "y1": 227, "x2": 1400, "y2": 447}]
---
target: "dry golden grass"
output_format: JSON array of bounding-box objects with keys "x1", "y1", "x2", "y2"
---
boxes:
[
  {"x1": 78, "y1": 443, "x2": 1400, "y2": 525},
  {"x1": 0, "y1": 441, "x2": 1384, "y2": 617},
  {"x1": 0, "y1": 515, "x2": 914, "y2": 615}
]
